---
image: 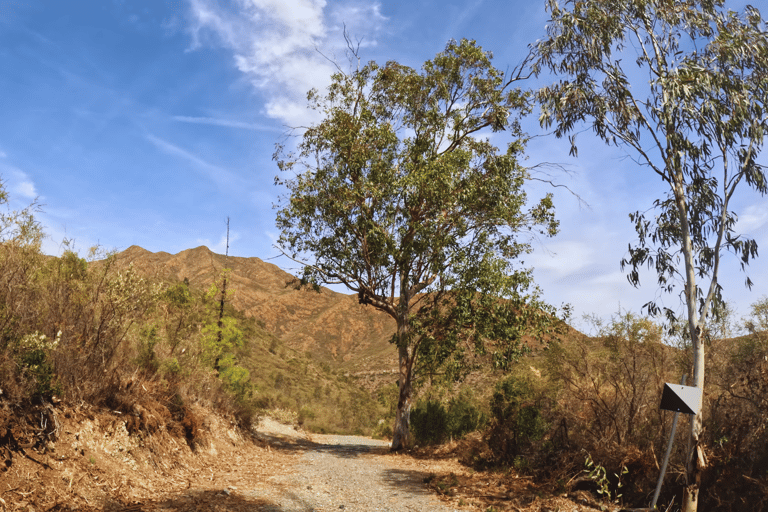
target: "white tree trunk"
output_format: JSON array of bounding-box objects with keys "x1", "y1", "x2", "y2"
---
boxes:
[{"x1": 677, "y1": 185, "x2": 706, "y2": 512}]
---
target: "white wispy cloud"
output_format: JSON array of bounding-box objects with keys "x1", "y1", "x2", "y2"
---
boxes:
[
  {"x1": 185, "y1": 0, "x2": 387, "y2": 127},
  {"x1": 172, "y1": 115, "x2": 282, "y2": 131},
  {"x1": 196, "y1": 230, "x2": 242, "y2": 255},
  {"x1": 13, "y1": 180, "x2": 37, "y2": 199},
  {"x1": 145, "y1": 133, "x2": 221, "y2": 171},
  {"x1": 144, "y1": 133, "x2": 238, "y2": 188},
  {"x1": 0, "y1": 150, "x2": 6, "y2": 158},
  {"x1": 529, "y1": 239, "x2": 596, "y2": 278},
  {"x1": 736, "y1": 203, "x2": 768, "y2": 235},
  {"x1": 0, "y1": 163, "x2": 39, "y2": 200},
  {"x1": 442, "y1": 0, "x2": 485, "y2": 41}
]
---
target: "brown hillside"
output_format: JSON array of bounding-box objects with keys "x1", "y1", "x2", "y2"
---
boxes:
[{"x1": 114, "y1": 245, "x2": 397, "y2": 372}]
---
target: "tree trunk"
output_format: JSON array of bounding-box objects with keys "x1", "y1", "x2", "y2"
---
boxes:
[
  {"x1": 391, "y1": 313, "x2": 414, "y2": 451},
  {"x1": 675, "y1": 181, "x2": 706, "y2": 512},
  {"x1": 683, "y1": 337, "x2": 706, "y2": 512}
]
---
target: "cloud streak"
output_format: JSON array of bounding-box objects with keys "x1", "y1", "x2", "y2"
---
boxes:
[
  {"x1": 172, "y1": 115, "x2": 282, "y2": 131},
  {"x1": 186, "y1": 0, "x2": 386, "y2": 127},
  {"x1": 144, "y1": 133, "x2": 240, "y2": 190}
]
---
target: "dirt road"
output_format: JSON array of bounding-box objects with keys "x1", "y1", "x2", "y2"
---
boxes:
[
  {"x1": 239, "y1": 419, "x2": 459, "y2": 511},
  {"x1": 3, "y1": 409, "x2": 601, "y2": 511}
]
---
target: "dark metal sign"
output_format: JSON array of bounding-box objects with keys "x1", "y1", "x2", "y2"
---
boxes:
[{"x1": 659, "y1": 382, "x2": 702, "y2": 415}]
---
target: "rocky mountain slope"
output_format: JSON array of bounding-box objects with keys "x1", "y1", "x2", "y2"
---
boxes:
[{"x1": 114, "y1": 246, "x2": 398, "y2": 374}]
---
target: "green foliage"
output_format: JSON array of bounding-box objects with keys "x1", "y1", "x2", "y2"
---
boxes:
[
  {"x1": 275, "y1": 37, "x2": 559, "y2": 448},
  {"x1": 161, "y1": 281, "x2": 193, "y2": 353},
  {"x1": 200, "y1": 316, "x2": 244, "y2": 368},
  {"x1": 536, "y1": 1, "x2": 768, "y2": 309},
  {"x1": 11, "y1": 331, "x2": 61, "y2": 398},
  {"x1": 583, "y1": 452, "x2": 628, "y2": 503},
  {"x1": 164, "y1": 281, "x2": 191, "y2": 307},
  {"x1": 486, "y1": 375, "x2": 546, "y2": 462},
  {"x1": 135, "y1": 324, "x2": 160, "y2": 374},
  {"x1": 411, "y1": 388, "x2": 487, "y2": 445},
  {"x1": 412, "y1": 285, "x2": 566, "y2": 387},
  {"x1": 411, "y1": 398, "x2": 449, "y2": 445},
  {"x1": 59, "y1": 250, "x2": 88, "y2": 280},
  {"x1": 218, "y1": 354, "x2": 252, "y2": 399},
  {"x1": 162, "y1": 357, "x2": 182, "y2": 377},
  {"x1": 446, "y1": 388, "x2": 487, "y2": 439},
  {"x1": 536, "y1": 6, "x2": 768, "y2": 482}
]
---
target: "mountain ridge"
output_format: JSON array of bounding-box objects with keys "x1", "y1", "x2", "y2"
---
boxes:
[{"x1": 113, "y1": 245, "x2": 398, "y2": 372}]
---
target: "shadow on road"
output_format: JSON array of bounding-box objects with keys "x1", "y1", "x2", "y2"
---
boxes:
[
  {"x1": 380, "y1": 467, "x2": 442, "y2": 497},
  {"x1": 112, "y1": 489, "x2": 288, "y2": 511},
  {"x1": 311, "y1": 441, "x2": 390, "y2": 458},
  {"x1": 254, "y1": 431, "x2": 391, "y2": 460}
]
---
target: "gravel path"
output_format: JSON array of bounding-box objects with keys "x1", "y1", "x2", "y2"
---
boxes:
[{"x1": 247, "y1": 425, "x2": 460, "y2": 512}]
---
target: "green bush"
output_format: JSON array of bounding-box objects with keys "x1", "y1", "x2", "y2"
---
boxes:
[
  {"x1": 135, "y1": 324, "x2": 160, "y2": 374},
  {"x1": 486, "y1": 375, "x2": 546, "y2": 462},
  {"x1": 201, "y1": 316, "x2": 244, "y2": 369},
  {"x1": 13, "y1": 331, "x2": 61, "y2": 399},
  {"x1": 411, "y1": 398, "x2": 449, "y2": 445},
  {"x1": 297, "y1": 405, "x2": 316, "y2": 426},
  {"x1": 411, "y1": 389, "x2": 487, "y2": 445},
  {"x1": 217, "y1": 353, "x2": 252, "y2": 399},
  {"x1": 446, "y1": 388, "x2": 487, "y2": 439},
  {"x1": 162, "y1": 357, "x2": 182, "y2": 377}
]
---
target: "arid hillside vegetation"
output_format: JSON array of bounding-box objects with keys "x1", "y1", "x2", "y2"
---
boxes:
[
  {"x1": 113, "y1": 245, "x2": 398, "y2": 374},
  {"x1": 1, "y1": 184, "x2": 767, "y2": 510}
]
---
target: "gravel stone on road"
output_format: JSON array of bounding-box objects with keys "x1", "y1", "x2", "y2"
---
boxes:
[{"x1": 247, "y1": 424, "x2": 460, "y2": 512}]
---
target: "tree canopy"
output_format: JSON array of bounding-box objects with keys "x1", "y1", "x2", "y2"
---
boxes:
[{"x1": 275, "y1": 39, "x2": 559, "y2": 450}]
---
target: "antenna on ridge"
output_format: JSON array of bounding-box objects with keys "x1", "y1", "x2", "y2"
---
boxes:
[
  {"x1": 215, "y1": 216, "x2": 231, "y2": 373},
  {"x1": 225, "y1": 216, "x2": 230, "y2": 264}
]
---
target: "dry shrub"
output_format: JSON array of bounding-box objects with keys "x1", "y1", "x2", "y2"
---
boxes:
[
  {"x1": 0, "y1": 352, "x2": 36, "y2": 406},
  {"x1": 700, "y1": 300, "x2": 768, "y2": 510},
  {"x1": 0, "y1": 183, "x2": 262, "y2": 466},
  {"x1": 45, "y1": 252, "x2": 160, "y2": 403},
  {"x1": 543, "y1": 312, "x2": 677, "y2": 501},
  {"x1": 546, "y1": 313, "x2": 674, "y2": 450},
  {"x1": 538, "y1": 303, "x2": 768, "y2": 510}
]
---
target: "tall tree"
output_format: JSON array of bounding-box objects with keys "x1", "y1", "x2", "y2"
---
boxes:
[
  {"x1": 275, "y1": 39, "x2": 559, "y2": 451},
  {"x1": 535, "y1": 1, "x2": 768, "y2": 508}
]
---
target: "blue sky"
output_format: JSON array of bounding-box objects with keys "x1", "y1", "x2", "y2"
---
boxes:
[{"x1": 1, "y1": 0, "x2": 766, "y2": 329}]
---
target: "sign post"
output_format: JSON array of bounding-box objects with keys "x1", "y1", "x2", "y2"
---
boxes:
[{"x1": 651, "y1": 375, "x2": 702, "y2": 510}]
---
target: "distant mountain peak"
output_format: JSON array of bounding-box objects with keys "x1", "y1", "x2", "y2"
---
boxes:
[{"x1": 123, "y1": 245, "x2": 152, "y2": 255}]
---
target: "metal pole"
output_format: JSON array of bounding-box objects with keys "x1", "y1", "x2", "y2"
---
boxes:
[{"x1": 651, "y1": 374, "x2": 687, "y2": 509}]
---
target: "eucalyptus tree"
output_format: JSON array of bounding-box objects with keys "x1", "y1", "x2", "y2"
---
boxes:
[
  {"x1": 275, "y1": 39, "x2": 559, "y2": 450},
  {"x1": 535, "y1": 1, "x2": 768, "y2": 508}
]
